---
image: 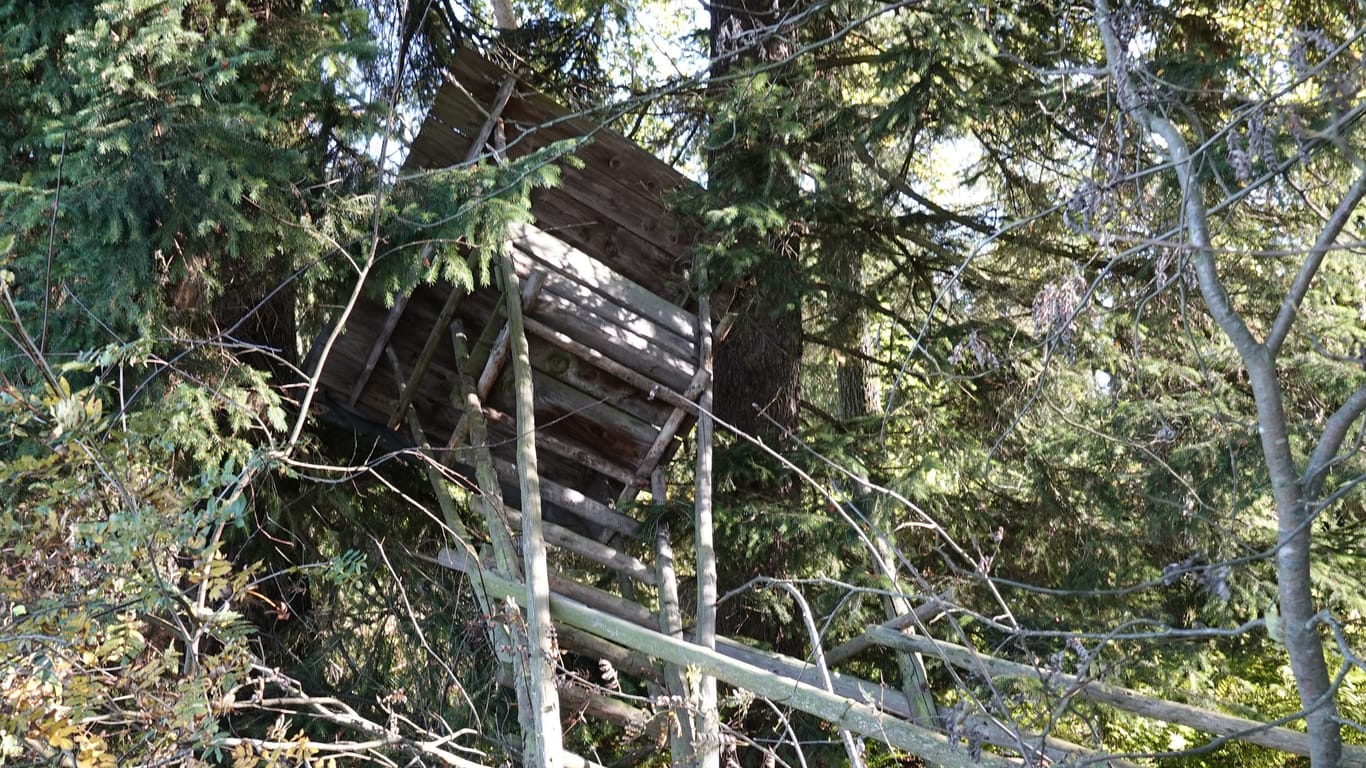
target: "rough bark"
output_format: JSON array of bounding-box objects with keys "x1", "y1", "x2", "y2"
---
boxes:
[{"x1": 708, "y1": 0, "x2": 804, "y2": 449}]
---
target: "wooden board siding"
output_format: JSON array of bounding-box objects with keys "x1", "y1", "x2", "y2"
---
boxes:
[
  {"x1": 405, "y1": 48, "x2": 696, "y2": 302},
  {"x1": 316, "y1": 47, "x2": 705, "y2": 589}
]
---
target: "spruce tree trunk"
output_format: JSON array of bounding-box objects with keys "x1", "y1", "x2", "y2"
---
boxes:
[
  {"x1": 708, "y1": 0, "x2": 803, "y2": 451},
  {"x1": 821, "y1": 129, "x2": 937, "y2": 728}
]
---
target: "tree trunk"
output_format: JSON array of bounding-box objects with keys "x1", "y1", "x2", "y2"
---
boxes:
[
  {"x1": 1093, "y1": 2, "x2": 1346, "y2": 762},
  {"x1": 708, "y1": 0, "x2": 803, "y2": 450}
]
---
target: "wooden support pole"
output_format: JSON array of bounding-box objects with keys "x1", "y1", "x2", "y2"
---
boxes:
[
  {"x1": 630, "y1": 366, "x2": 711, "y2": 486},
  {"x1": 500, "y1": 249, "x2": 564, "y2": 767},
  {"x1": 450, "y1": 330, "x2": 520, "y2": 574},
  {"x1": 445, "y1": 272, "x2": 545, "y2": 454},
  {"x1": 349, "y1": 294, "x2": 410, "y2": 406},
  {"x1": 388, "y1": 279, "x2": 471, "y2": 429},
  {"x1": 652, "y1": 470, "x2": 698, "y2": 766},
  {"x1": 431, "y1": 548, "x2": 1121, "y2": 766},
  {"x1": 465, "y1": 76, "x2": 518, "y2": 163},
  {"x1": 387, "y1": 67, "x2": 518, "y2": 429},
  {"x1": 823, "y1": 598, "x2": 948, "y2": 668},
  {"x1": 693, "y1": 291, "x2": 719, "y2": 768}
]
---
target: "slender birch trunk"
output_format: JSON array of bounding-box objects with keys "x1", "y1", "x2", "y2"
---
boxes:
[{"x1": 694, "y1": 291, "x2": 721, "y2": 768}]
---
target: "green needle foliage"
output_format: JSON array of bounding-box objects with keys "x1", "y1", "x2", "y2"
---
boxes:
[{"x1": 2, "y1": 0, "x2": 1365, "y2": 764}]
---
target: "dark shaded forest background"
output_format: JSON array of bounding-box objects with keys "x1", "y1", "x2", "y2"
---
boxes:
[{"x1": 2, "y1": 0, "x2": 1365, "y2": 766}]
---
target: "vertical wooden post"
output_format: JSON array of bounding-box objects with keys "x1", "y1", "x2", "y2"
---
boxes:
[
  {"x1": 500, "y1": 250, "x2": 564, "y2": 767},
  {"x1": 652, "y1": 469, "x2": 699, "y2": 766},
  {"x1": 693, "y1": 291, "x2": 720, "y2": 768}
]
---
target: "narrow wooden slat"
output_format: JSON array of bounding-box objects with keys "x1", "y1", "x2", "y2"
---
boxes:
[
  {"x1": 511, "y1": 256, "x2": 694, "y2": 350},
  {"x1": 388, "y1": 283, "x2": 469, "y2": 429},
  {"x1": 463, "y1": 75, "x2": 518, "y2": 163},
  {"x1": 533, "y1": 283, "x2": 693, "y2": 363},
  {"x1": 492, "y1": 457, "x2": 640, "y2": 538},
  {"x1": 521, "y1": 316, "x2": 697, "y2": 415},
  {"x1": 525, "y1": 340, "x2": 674, "y2": 427},
  {"x1": 555, "y1": 626, "x2": 663, "y2": 686},
  {"x1": 509, "y1": 224, "x2": 695, "y2": 341},
  {"x1": 443, "y1": 48, "x2": 693, "y2": 211},
  {"x1": 629, "y1": 365, "x2": 710, "y2": 484},
  {"x1": 522, "y1": 304, "x2": 693, "y2": 393},
  {"x1": 481, "y1": 407, "x2": 640, "y2": 487},
  {"x1": 445, "y1": 272, "x2": 545, "y2": 453},
  {"x1": 528, "y1": 291, "x2": 693, "y2": 387},
  {"x1": 501, "y1": 506, "x2": 656, "y2": 586}
]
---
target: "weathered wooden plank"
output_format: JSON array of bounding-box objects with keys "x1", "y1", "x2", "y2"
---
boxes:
[
  {"x1": 492, "y1": 457, "x2": 640, "y2": 538},
  {"x1": 443, "y1": 48, "x2": 692, "y2": 209},
  {"x1": 528, "y1": 292, "x2": 694, "y2": 388},
  {"x1": 521, "y1": 316, "x2": 698, "y2": 416},
  {"x1": 537, "y1": 281, "x2": 692, "y2": 363},
  {"x1": 520, "y1": 189, "x2": 688, "y2": 301},
  {"x1": 511, "y1": 254, "x2": 694, "y2": 350},
  {"x1": 555, "y1": 626, "x2": 663, "y2": 686},
  {"x1": 508, "y1": 224, "x2": 696, "y2": 341},
  {"x1": 481, "y1": 407, "x2": 640, "y2": 487},
  {"x1": 348, "y1": 293, "x2": 410, "y2": 406},
  {"x1": 483, "y1": 361, "x2": 657, "y2": 468},
  {"x1": 526, "y1": 341, "x2": 674, "y2": 427},
  {"x1": 522, "y1": 307, "x2": 693, "y2": 393},
  {"x1": 422, "y1": 93, "x2": 692, "y2": 265},
  {"x1": 501, "y1": 505, "x2": 656, "y2": 586},
  {"x1": 435, "y1": 560, "x2": 1015, "y2": 768}
]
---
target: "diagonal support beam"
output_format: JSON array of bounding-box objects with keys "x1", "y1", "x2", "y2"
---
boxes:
[{"x1": 349, "y1": 293, "x2": 410, "y2": 406}]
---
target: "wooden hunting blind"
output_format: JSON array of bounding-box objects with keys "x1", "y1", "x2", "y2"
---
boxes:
[
  {"x1": 309, "y1": 47, "x2": 1019, "y2": 768},
  {"x1": 316, "y1": 47, "x2": 708, "y2": 552},
  {"x1": 310, "y1": 49, "x2": 968, "y2": 765}
]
